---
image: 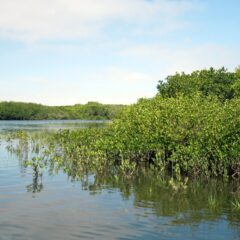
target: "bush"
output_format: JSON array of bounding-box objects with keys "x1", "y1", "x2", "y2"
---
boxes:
[
  {"x1": 50, "y1": 94, "x2": 240, "y2": 179},
  {"x1": 157, "y1": 67, "x2": 238, "y2": 101},
  {"x1": 109, "y1": 94, "x2": 240, "y2": 177}
]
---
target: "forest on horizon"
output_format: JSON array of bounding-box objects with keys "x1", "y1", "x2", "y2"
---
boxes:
[{"x1": 0, "y1": 101, "x2": 125, "y2": 120}]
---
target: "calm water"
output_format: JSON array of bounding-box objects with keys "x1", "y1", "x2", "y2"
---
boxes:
[
  {"x1": 0, "y1": 120, "x2": 107, "y2": 132},
  {"x1": 0, "y1": 121, "x2": 240, "y2": 240}
]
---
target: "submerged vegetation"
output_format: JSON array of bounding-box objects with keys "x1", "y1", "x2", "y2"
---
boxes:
[{"x1": 0, "y1": 101, "x2": 125, "y2": 120}]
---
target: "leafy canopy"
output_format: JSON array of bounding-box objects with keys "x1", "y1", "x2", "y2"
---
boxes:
[{"x1": 157, "y1": 67, "x2": 238, "y2": 101}]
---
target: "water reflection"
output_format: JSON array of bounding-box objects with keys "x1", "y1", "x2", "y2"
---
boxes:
[
  {"x1": 26, "y1": 169, "x2": 43, "y2": 194},
  {"x1": 0, "y1": 130, "x2": 240, "y2": 240},
  {"x1": 0, "y1": 120, "x2": 108, "y2": 132},
  {"x1": 4, "y1": 135, "x2": 240, "y2": 221}
]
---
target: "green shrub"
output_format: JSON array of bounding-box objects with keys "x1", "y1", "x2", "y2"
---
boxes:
[
  {"x1": 49, "y1": 94, "x2": 240, "y2": 179},
  {"x1": 157, "y1": 67, "x2": 238, "y2": 101}
]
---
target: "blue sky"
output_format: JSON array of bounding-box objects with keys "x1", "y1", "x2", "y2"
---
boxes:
[{"x1": 0, "y1": 0, "x2": 239, "y2": 105}]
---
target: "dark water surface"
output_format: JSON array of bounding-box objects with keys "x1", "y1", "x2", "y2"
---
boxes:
[{"x1": 0, "y1": 121, "x2": 239, "y2": 240}]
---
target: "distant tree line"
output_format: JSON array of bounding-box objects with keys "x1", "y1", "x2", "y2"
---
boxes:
[{"x1": 0, "y1": 101, "x2": 125, "y2": 120}]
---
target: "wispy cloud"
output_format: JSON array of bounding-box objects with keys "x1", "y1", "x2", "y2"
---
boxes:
[
  {"x1": 120, "y1": 43, "x2": 240, "y2": 78},
  {"x1": 0, "y1": 0, "x2": 199, "y2": 42},
  {"x1": 1, "y1": 0, "x2": 238, "y2": 105},
  {"x1": 0, "y1": 66, "x2": 157, "y2": 105}
]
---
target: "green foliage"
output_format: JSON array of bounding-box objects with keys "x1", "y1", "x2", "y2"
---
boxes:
[
  {"x1": 232, "y1": 198, "x2": 240, "y2": 211},
  {"x1": 0, "y1": 101, "x2": 125, "y2": 120},
  {"x1": 236, "y1": 65, "x2": 240, "y2": 78},
  {"x1": 168, "y1": 177, "x2": 188, "y2": 191},
  {"x1": 99, "y1": 94, "x2": 240, "y2": 178},
  {"x1": 119, "y1": 159, "x2": 136, "y2": 177},
  {"x1": 3, "y1": 67, "x2": 240, "y2": 180},
  {"x1": 157, "y1": 67, "x2": 238, "y2": 101},
  {"x1": 232, "y1": 66, "x2": 240, "y2": 98},
  {"x1": 18, "y1": 93, "x2": 239, "y2": 179},
  {"x1": 208, "y1": 194, "x2": 219, "y2": 210}
]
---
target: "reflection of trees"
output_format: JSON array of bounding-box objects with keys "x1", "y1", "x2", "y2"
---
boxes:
[
  {"x1": 6, "y1": 136, "x2": 29, "y2": 171},
  {"x1": 26, "y1": 168, "x2": 43, "y2": 194},
  {"x1": 57, "y1": 157, "x2": 240, "y2": 228},
  {"x1": 82, "y1": 170, "x2": 240, "y2": 229},
  {"x1": 5, "y1": 133, "x2": 46, "y2": 194},
  {"x1": 5, "y1": 133, "x2": 240, "y2": 232}
]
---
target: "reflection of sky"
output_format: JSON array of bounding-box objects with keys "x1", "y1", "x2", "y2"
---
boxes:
[
  {"x1": 0, "y1": 1, "x2": 239, "y2": 105},
  {"x1": 0, "y1": 135, "x2": 240, "y2": 239},
  {"x1": 0, "y1": 120, "x2": 106, "y2": 132}
]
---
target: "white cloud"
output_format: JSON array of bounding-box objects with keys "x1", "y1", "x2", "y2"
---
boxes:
[
  {"x1": 0, "y1": 0, "x2": 199, "y2": 42},
  {"x1": 120, "y1": 43, "x2": 240, "y2": 79},
  {"x1": 0, "y1": 67, "x2": 157, "y2": 105},
  {"x1": 1, "y1": 1, "x2": 239, "y2": 106},
  {"x1": 91, "y1": 67, "x2": 155, "y2": 83},
  {"x1": 2, "y1": 41, "x2": 239, "y2": 106}
]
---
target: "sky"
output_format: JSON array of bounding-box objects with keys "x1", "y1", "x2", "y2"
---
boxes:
[{"x1": 0, "y1": 0, "x2": 239, "y2": 106}]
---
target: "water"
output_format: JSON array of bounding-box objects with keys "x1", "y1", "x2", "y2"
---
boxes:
[
  {"x1": 0, "y1": 121, "x2": 239, "y2": 240},
  {"x1": 0, "y1": 120, "x2": 107, "y2": 132}
]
